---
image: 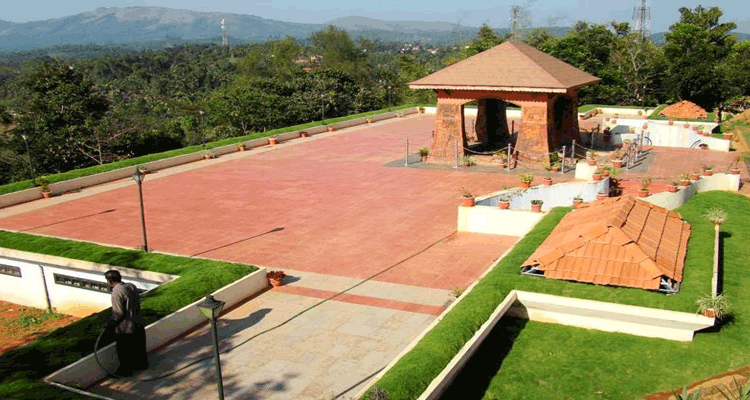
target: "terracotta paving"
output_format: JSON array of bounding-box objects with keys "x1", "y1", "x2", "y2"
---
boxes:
[{"x1": 0, "y1": 115, "x2": 520, "y2": 292}]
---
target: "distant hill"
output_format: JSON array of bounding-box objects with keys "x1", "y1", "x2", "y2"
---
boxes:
[
  {"x1": 649, "y1": 30, "x2": 750, "y2": 45},
  {"x1": 327, "y1": 16, "x2": 476, "y2": 33}
]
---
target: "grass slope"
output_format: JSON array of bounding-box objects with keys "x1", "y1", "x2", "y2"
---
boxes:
[
  {"x1": 0, "y1": 105, "x2": 419, "y2": 196},
  {"x1": 364, "y1": 192, "x2": 749, "y2": 400},
  {"x1": 0, "y1": 231, "x2": 257, "y2": 399}
]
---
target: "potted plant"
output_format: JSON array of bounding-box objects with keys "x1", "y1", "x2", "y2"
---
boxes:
[
  {"x1": 611, "y1": 151, "x2": 624, "y2": 168},
  {"x1": 138, "y1": 165, "x2": 148, "y2": 174},
  {"x1": 572, "y1": 195, "x2": 583, "y2": 207},
  {"x1": 203, "y1": 150, "x2": 216, "y2": 160},
  {"x1": 731, "y1": 155, "x2": 741, "y2": 175},
  {"x1": 498, "y1": 196, "x2": 511, "y2": 209},
  {"x1": 679, "y1": 173, "x2": 691, "y2": 186},
  {"x1": 702, "y1": 164, "x2": 714, "y2": 176},
  {"x1": 268, "y1": 136, "x2": 279, "y2": 145},
  {"x1": 460, "y1": 156, "x2": 475, "y2": 167},
  {"x1": 668, "y1": 181, "x2": 679, "y2": 193},
  {"x1": 705, "y1": 208, "x2": 728, "y2": 226},
  {"x1": 236, "y1": 143, "x2": 246, "y2": 152},
  {"x1": 668, "y1": 119, "x2": 675, "y2": 126},
  {"x1": 639, "y1": 177, "x2": 652, "y2": 197},
  {"x1": 366, "y1": 117, "x2": 374, "y2": 124},
  {"x1": 695, "y1": 293, "x2": 730, "y2": 319},
  {"x1": 517, "y1": 173, "x2": 534, "y2": 188},
  {"x1": 300, "y1": 131, "x2": 310, "y2": 138},
  {"x1": 327, "y1": 125, "x2": 335, "y2": 132},
  {"x1": 38, "y1": 175, "x2": 51, "y2": 199},
  {"x1": 542, "y1": 176, "x2": 553, "y2": 186},
  {"x1": 600, "y1": 165, "x2": 611, "y2": 178},
  {"x1": 530, "y1": 199, "x2": 543, "y2": 213},
  {"x1": 723, "y1": 131, "x2": 733, "y2": 140},
  {"x1": 550, "y1": 161, "x2": 562, "y2": 172},
  {"x1": 586, "y1": 150, "x2": 597, "y2": 166},
  {"x1": 460, "y1": 187, "x2": 475, "y2": 207},
  {"x1": 699, "y1": 143, "x2": 709, "y2": 150},
  {"x1": 267, "y1": 270, "x2": 286, "y2": 287},
  {"x1": 596, "y1": 190, "x2": 608, "y2": 201},
  {"x1": 602, "y1": 127, "x2": 612, "y2": 143},
  {"x1": 419, "y1": 148, "x2": 429, "y2": 162},
  {"x1": 418, "y1": 107, "x2": 426, "y2": 114},
  {"x1": 592, "y1": 169, "x2": 603, "y2": 181},
  {"x1": 684, "y1": 122, "x2": 690, "y2": 128}
]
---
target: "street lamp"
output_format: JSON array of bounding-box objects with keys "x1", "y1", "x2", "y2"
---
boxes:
[
  {"x1": 197, "y1": 295, "x2": 226, "y2": 400},
  {"x1": 199, "y1": 110, "x2": 205, "y2": 150},
  {"x1": 320, "y1": 93, "x2": 325, "y2": 122},
  {"x1": 132, "y1": 166, "x2": 148, "y2": 252},
  {"x1": 387, "y1": 85, "x2": 392, "y2": 110},
  {"x1": 19, "y1": 133, "x2": 36, "y2": 182}
]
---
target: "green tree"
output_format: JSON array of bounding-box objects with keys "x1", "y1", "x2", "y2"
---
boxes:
[
  {"x1": 722, "y1": 41, "x2": 750, "y2": 98},
  {"x1": 309, "y1": 26, "x2": 369, "y2": 77},
  {"x1": 663, "y1": 6, "x2": 737, "y2": 109}
]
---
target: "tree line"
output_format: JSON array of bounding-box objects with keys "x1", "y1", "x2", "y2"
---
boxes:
[{"x1": 0, "y1": 5, "x2": 748, "y2": 186}]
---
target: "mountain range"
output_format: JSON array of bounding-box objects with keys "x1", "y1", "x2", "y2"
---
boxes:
[{"x1": 0, "y1": 7, "x2": 747, "y2": 52}]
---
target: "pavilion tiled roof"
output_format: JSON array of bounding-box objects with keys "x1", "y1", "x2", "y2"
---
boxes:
[
  {"x1": 522, "y1": 196, "x2": 691, "y2": 290},
  {"x1": 658, "y1": 100, "x2": 708, "y2": 120},
  {"x1": 409, "y1": 41, "x2": 600, "y2": 93}
]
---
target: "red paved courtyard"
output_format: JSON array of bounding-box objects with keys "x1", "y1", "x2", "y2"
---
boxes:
[{"x1": 0, "y1": 116, "x2": 523, "y2": 291}]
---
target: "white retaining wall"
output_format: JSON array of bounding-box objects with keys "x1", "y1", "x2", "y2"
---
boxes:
[
  {"x1": 415, "y1": 290, "x2": 714, "y2": 400},
  {"x1": 604, "y1": 119, "x2": 728, "y2": 151},
  {"x1": 0, "y1": 248, "x2": 177, "y2": 317},
  {"x1": 645, "y1": 173, "x2": 741, "y2": 210},
  {"x1": 45, "y1": 267, "x2": 268, "y2": 388}
]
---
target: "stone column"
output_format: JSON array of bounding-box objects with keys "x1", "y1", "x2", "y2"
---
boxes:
[
  {"x1": 514, "y1": 97, "x2": 553, "y2": 168},
  {"x1": 429, "y1": 99, "x2": 466, "y2": 162},
  {"x1": 556, "y1": 92, "x2": 578, "y2": 145}
]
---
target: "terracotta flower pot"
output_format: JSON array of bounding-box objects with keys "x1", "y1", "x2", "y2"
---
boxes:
[
  {"x1": 269, "y1": 138, "x2": 278, "y2": 145},
  {"x1": 612, "y1": 160, "x2": 623, "y2": 168},
  {"x1": 41, "y1": 191, "x2": 51, "y2": 199},
  {"x1": 499, "y1": 163, "x2": 507, "y2": 169},
  {"x1": 723, "y1": 133, "x2": 733, "y2": 140},
  {"x1": 601, "y1": 170, "x2": 610, "y2": 178},
  {"x1": 237, "y1": 145, "x2": 245, "y2": 152},
  {"x1": 366, "y1": 118, "x2": 373, "y2": 124},
  {"x1": 573, "y1": 199, "x2": 583, "y2": 207},
  {"x1": 668, "y1": 185, "x2": 678, "y2": 193},
  {"x1": 543, "y1": 177, "x2": 552, "y2": 186},
  {"x1": 327, "y1": 126, "x2": 334, "y2": 132},
  {"x1": 668, "y1": 120, "x2": 674, "y2": 126},
  {"x1": 461, "y1": 196, "x2": 475, "y2": 207},
  {"x1": 679, "y1": 179, "x2": 690, "y2": 186},
  {"x1": 690, "y1": 173, "x2": 700, "y2": 180},
  {"x1": 421, "y1": 156, "x2": 428, "y2": 162},
  {"x1": 596, "y1": 193, "x2": 608, "y2": 200},
  {"x1": 550, "y1": 166, "x2": 560, "y2": 172},
  {"x1": 587, "y1": 159, "x2": 597, "y2": 166},
  {"x1": 703, "y1": 169, "x2": 713, "y2": 176},
  {"x1": 704, "y1": 309, "x2": 716, "y2": 318},
  {"x1": 520, "y1": 181, "x2": 531, "y2": 189},
  {"x1": 700, "y1": 144, "x2": 708, "y2": 150},
  {"x1": 638, "y1": 189, "x2": 649, "y2": 198},
  {"x1": 579, "y1": 115, "x2": 585, "y2": 120},
  {"x1": 531, "y1": 204, "x2": 542, "y2": 213},
  {"x1": 498, "y1": 201, "x2": 510, "y2": 209},
  {"x1": 300, "y1": 131, "x2": 309, "y2": 138},
  {"x1": 731, "y1": 167, "x2": 741, "y2": 175},
  {"x1": 267, "y1": 271, "x2": 286, "y2": 287},
  {"x1": 592, "y1": 173, "x2": 602, "y2": 181}
]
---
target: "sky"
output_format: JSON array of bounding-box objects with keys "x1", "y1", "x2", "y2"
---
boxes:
[{"x1": 3, "y1": 0, "x2": 749, "y2": 33}]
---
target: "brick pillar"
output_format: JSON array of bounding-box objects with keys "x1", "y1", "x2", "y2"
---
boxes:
[
  {"x1": 514, "y1": 98, "x2": 553, "y2": 168},
  {"x1": 555, "y1": 93, "x2": 578, "y2": 145},
  {"x1": 487, "y1": 99, "x2": 509, "y2": 144},
  {"x1": 430, "y1": 100, "x2": 466, "y2": 162},
  {"x1": 473, "y1": 99, "x2": 487, "y2": 143}
]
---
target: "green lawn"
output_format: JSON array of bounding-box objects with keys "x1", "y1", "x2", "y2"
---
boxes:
[
  {"x1": 364, "y1": 191, "x2": 749, "y2": 400},
  {"x1": 0, "y1": 105, "x2": 419, "y2": 196},
  {"x1": 578, "y1": 104, "x2": 650, "y2": 113},
  {"x1": 0, "y1": 231, "x2": 257, "y2": 399}
]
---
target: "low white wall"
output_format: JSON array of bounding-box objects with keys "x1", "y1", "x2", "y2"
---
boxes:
[
  {"x1": 476, "y1": 179, "x2": 608, "y2": 210},
  {"x1": 457, "y1": 206, "x2": 545, "y2": 237},
  {"x1": 604, "y1": 119, "x2": 728, "y2": 151},
  {"x1": 45, "y1": 267, "x2": 268, "y2": 388},
  {"x1": 645, "y1": 173, "x2": 741, "y2": 210},
  {"x1": 422, "y1": 106, "x2": 521, "y2": 119},
  {"x1": 416, "y1": 290, "x2": 714, "y2": 400},
  {"x1": 0, "y1": 248, "x2": 178, "y2": 317}
]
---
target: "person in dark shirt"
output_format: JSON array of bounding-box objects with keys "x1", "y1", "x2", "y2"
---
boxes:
[{"x1": 104, "y1": 270, "x2": 148, "y2": 377}]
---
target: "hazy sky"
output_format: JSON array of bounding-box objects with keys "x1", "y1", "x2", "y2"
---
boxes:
[{"x1": 3, "y1": 0, "x2": 748, "y2": 33}]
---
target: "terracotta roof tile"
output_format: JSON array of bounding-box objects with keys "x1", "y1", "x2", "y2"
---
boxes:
[
  {"x1": 409, "y1": 41, "x2": 600, "y2": 92},
  {"x1": 522, "y1": 196, "x2": 691, "y2": 291},
  {"x1": 658, "y1": 100, "x2": 708, "y2": 120}
]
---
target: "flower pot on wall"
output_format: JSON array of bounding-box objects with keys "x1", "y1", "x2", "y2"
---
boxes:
[
  {"x1": 668, "y1": 185, "x2": 679, "y2": 193},
  {"x1": 612, "y1": 160, "x2": 623, "y2": 168},
  {"x1": 638, "y1": 189, "x2": 650, "y2": 198},
  {"x1": 41, "y1": 191, "x2": 51, "y2": 199},
  {"x1": 587, "y1": 159, "x2": 597, "y2": 166},
  {"x1": 543, "y1": 177, "x2": 552, "y2": 186},
  {"x1": 531, "y1": 204, "x2": 542, "y2": 212},
  {"x1": 731, "y1": 167, "x2": 741, "y2": 175},
  {"x1": 300, "y1": 131, "x2": 309, "y2": 138},
  {"x1": 498, "y1": 200, "x2": 510, "y2": 209},
  {"x1": 573, "y1": 199, "x2": 583, "y2": 207},
  {"x1": 596, "y1": 192, "x2": 608, "y2": 200},
  {"x1": 269, "y1": 137, "x2": 278, "y2": 145},
  {"x1": 680, "y1": 179, "x2": 690, "y2": 186},
  {"x1": 592, "y1": 173, "x2": 602, "y2": 181},
  {"x1": 461, "y1": 196, "x2": 475, "y2": 207},
  {"x1": 700, "y1": 143, "x2": 708, "y2": 150},
  {"x1": 690, "y1": 172, "x2": 700, "y2": 181},
  {"x1": 723, "y1": 133, "x2": 733, "y2": 140},
  {"x1": 703, "y1": 169, "x2": 713, "y2": 177}
]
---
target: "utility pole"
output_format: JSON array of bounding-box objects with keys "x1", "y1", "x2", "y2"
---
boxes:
[
  {"x1": 221, "y1": 19, "x2": 228, "y2": 47},
  {"x1": 632, "y1": 0, "x2": 652, "y2": 42}
]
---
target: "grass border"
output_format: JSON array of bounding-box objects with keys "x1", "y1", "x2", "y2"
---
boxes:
[
  {"x1": 578, "y1": 104, "x2": 651, "y2": 113},
  {"x1": 0, "y1": 105, "x2": 420, "y2": 196},
  {"x1": 0, "y1": 230, "x2": 258, "y2": 399}
]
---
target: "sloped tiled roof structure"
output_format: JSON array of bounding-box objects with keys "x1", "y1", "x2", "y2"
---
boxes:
[
  {"x1": 521, "y1": 196, "x2": 691, "y2": 291},
  {"x1": 409, "y1": 41, "x2": 600, "y2": 93},
  {"x1": 658, "y1": 100, "x2": 708, "y2": 120}
]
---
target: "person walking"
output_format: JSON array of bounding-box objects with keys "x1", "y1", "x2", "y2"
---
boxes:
[{"x1": 103, "y1": 270, "x2": 148, "y2": 377}]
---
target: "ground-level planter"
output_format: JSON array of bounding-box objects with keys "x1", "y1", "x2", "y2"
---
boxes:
[
  {"x1": 421, "y1": 156, "x2": 428, "y2": 162},
  {"x1": 300, "y1": 131, "x2": 309, "y2": 138},
  {"x1": 461, "y1": 196, "x2": 475, "y2": 207},
  {"x1": 268, "y1": 137, "x2": 278, "y2": 145},
  {"x1": 592, "y1": 173, "x2": 603, "y2": 181},
  {"x1": 700, "y1": 143, "x2": 709, "y2": 150},
  {"x1": 612, "y1": 160, "x2": 623, "y2": 168},
  {"x1": 638, "y1": 189, "x2": 650, "y2": 198},
  {"x1": 41, "y1": 191, "x2": 51, "y2": 199},
  {"x1": 596, "y1": 192, "x2": 608, "y2": 201},
  {"x1": 587, "y1": 159, "x2": 597, "y2": 166},
  {"x1": 267, "y1": 271, "x2": 285, "y2": 287},
  {"x1": 519, "y1": 182, "x2": 531, "y2": 189},
  {"x1": 542, "y1": 177, "x2": 552, "y2": 186},
  {"x1": 704, "y1": 309, "x2": 717, "y2": 318}
]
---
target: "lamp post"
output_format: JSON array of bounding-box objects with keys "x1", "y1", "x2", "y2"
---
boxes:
[
  {"x1": 387, "y1": 85, "x2": 392, "y2": 110},
  {"x1": 197, "y1": 295, "x2": 226, "y2": 400},
  {"x1": 199, "y1": 110, "x2": 205, "y2": 150},
  {"x1": 20, "y1": 133, "x2": 36, "y2": 182},
  {"x1": 132, "y1": 167, "x2": 148, "y2": 252},
  {"x1": 320, "y1": 93, "x2": 325, "y2": 122}
]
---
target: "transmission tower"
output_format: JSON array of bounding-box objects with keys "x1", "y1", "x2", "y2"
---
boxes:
[
  {"x1": 221, "y1": 19, "x2": 228, "y2": 47},
  {"x1": 510, "y1": 4, "x2": 532, "y2": 41},
  {"x1": 632, "y1": 0, "x2": 651, "y2": 40}
]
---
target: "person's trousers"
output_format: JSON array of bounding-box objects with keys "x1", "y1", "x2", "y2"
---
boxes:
[{"x1": 115, "y1": 326, "x2": 148, "y2": 373}]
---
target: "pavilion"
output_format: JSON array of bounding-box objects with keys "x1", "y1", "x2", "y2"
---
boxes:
[{"x1": 410, "y1": 41, "x2": 600, "y2": 167}]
